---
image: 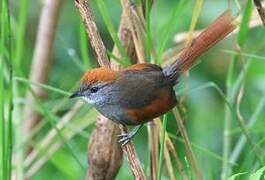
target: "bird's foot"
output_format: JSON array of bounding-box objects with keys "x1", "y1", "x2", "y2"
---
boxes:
[
  {"x1": 117, "y1": 125, "x2": 143, "y2": 146},
  {"x1": 117, "y1": 133, "x2": 133, "y2": 146}
]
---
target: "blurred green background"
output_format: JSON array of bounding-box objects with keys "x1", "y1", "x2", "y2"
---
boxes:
[{"x1": 1, "y1": 0, "x2": 265, "y2": 179}]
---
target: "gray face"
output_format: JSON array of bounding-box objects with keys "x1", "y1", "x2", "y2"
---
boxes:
[{"x1": 80, "y1": 82, "x2": 114, "y2": 106}]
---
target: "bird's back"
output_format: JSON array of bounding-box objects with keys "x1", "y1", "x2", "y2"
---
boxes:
[{"x1": 98, "y1": 64, "x2": 177, "y2": 125}]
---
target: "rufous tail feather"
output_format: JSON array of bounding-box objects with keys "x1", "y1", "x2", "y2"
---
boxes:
[{"x1": 164, "y1": 10, "x2": 237, "y2": 83}]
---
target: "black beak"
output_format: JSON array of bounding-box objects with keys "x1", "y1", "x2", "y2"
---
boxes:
[{"x1": 69, "y1": 90, "x2": 82, "y2": 99}]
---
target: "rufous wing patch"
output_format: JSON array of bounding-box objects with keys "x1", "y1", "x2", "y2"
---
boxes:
[{"x1": 126, "y1": 89, "x2": 176, "y2": 123}]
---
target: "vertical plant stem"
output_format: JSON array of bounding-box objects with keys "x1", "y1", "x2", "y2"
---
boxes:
[
  {"x1": 14, "y1": 0, "x2": 29, "y2": 67},
  {"x1": 173, "y1": 108, "x2": 202, "y2": 180},
  {"x1": 1, "y1": 0, "x2": 13, "y2": 179},
  {"x1": 144, "y1": 0, "x2": 152, "y2": 61},
  {"x1": 185, "y1": 0, "x2": 204, "y2": 47},
  {"x1": 13, "y1": 0, "x2": 30, "y2": 178},
  {"x1": 158, "y1": 115, "x2": 167, "y2": 180},
  {"x1": 22, "y1": 0, "x2": 64, "y2": 151},
  {"x1": 0, "y1": 1, "x2": 7, "y2": 179},
  {"x1": 221, "y1": 1, "x2": 253, "y2": 179},
  {"x1": 79, "y1": 19, "x2": 92, "y2": 68}
]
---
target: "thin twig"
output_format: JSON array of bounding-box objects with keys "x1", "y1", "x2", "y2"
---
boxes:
[
  {"x1": 75, "y1": 0, "x2": 110, "y2": 67},
  {"x1": 253, "y1": 0, "x2": 265, "y2": 25},
  {"x1": 156, "y1": 120, "x2": 175, "y2": 180},
  {"x1": 185, "y1": 0, "x2": 204, "y2": 47},
  {"x1": 157, "y1": 119, "x2": 188, "y2": 180},
  {"x1": 124, "y1": 1, "x2": 160, "y2": 179},
  {"x1": 166, "y1": 135, "x2": 188, "y2": 180},
  {"x1": 24, "y1": 103, "x2": 88, "y2": 178},
  {"x1": 173, "y1": 108, "x2": 202, "y2": 180},
  {"x1": 229, "y1": 94, "x2": 265, "y2": 164},
  {"x1": 148, "y1": 121, "x2": 159, "y2": 180},
  {"x1": 113, "y1": 3, "x2": 146, "y2": 178},
  {"x1": 235, "y1": 83, "x2": 265, "y2": 163},
  {"x1": 75, "y1": 0, "x2": 146, "y2": 179},
  {"x1": 115, "y1": 2, "x2": 146, "y2": 179},
  {"x1": 75, "y1": 1, "x2": 122, "y2": 179},
  {"x1": 120, "y1": 0, "x2": 152, "y2": 63},
  {"x1": 120, "y1": 125, "x2": 146, "y2": 180}
]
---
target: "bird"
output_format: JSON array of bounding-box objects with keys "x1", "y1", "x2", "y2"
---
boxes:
[{"x1": 70, "y1": 11, "x2": 236, "y2": 145}]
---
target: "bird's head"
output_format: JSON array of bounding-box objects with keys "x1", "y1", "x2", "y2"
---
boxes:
[{"x1": 69, "y1": 67, "x2": 118, "y2": 105}]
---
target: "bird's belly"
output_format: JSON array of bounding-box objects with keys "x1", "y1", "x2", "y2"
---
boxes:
[
  {"x1": 124, "y1": 95, "x2": 177, "y2": 124},
  {"x1": 95, "y1": 87, "x2": 177, "y2": 126},
  {"x1": 95, "y1": 105, "x2": 139, "y2": 125}
]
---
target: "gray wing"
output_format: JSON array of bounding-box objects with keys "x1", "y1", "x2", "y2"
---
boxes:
[{"x1": 111, "y1": 67, "x2": 172, "y2": 109}]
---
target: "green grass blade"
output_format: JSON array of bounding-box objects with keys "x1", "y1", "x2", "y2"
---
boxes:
[
  {"x1": 95, "y1": 0, "x2": 130, "y2": 66},
  {"x1": 14, "y1": 0, "x2": 29, "y2": 68},
  {"x1": 1, "y1": 0, "x2": 13, "y2": 179},
  {"x1": 222, "y1": 1, "x2": 253, "y2": 178},
  {"x1": 14, "y1": 77, "x2": 71, "y2": 97},
  {"x1": 227, "y1": 172, "x2": 247, "y2": 180},
  {"x1": 158, "y1": 114, "x2": 168, "y2": 180},
  {"x1": 28, "y1": 88, "x2": 86, "y2": 171},
  {"x1": 249, "y1": 166, "x2": 265, "y2": 180},
  {"x1": 79, "y1": 19, "x2": 93, "y2": 68},
  {"x1": 156, "y1": 0, "x2": 187, "y2": 64},
  {"x1": 143, "y1": 0, "x2": 152, "y2": 61}
]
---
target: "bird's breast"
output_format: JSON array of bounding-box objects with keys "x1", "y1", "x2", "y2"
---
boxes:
[{"x1": 124, "y1": 88, "x2": 177, "y2": 124}]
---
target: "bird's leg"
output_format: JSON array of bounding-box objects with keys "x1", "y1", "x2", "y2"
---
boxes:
[{"x1": 118, "y1": 124, "x2": 144, "y2": 146}]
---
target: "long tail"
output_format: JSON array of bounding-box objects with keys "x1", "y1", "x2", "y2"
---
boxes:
[{"x1": 163, "y1": 10, "x2": 237, "y2": 84}]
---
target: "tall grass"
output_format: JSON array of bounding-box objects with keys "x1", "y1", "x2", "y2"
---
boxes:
[
  {"x1": 221, "y1": 0, "x2": 253, "y2": 178},
  {"x1": 1, "y1": 0, "x2": 265, "y2": 179},
  {"x1": 1, "y1": 0, "x2": 13, "y2": 179}
]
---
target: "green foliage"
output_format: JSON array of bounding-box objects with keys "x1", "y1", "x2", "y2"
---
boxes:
[
  {"x1": 1, "y1": 0, "x2": 265, "y2": 179},
  {"x1": 227, "y1": 172, "x2": 247, "y2": 180},
  {"x1": 249, "y1": 166, "x2": 265, "y2": 180}
]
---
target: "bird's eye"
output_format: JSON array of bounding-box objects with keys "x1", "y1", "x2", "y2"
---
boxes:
[{"x1": 90, "y1": 87, "x2": 99, "y2": 93}]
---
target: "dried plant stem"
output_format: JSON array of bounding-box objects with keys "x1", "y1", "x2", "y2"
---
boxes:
[
  {"x1": 148, "y1": 121, "x2": 159, "y2": 180},
  {"x1": 75, "y1": 0, "x2": 146, "y2": 179},
  {"x1": 120, "y1": 0, "x2": 146, "y2": 63},
  {"x1": 157, "y1": 119, "x2": 188, "y2": 180},
  {"x1": 156, "y1": 120, "x2": 175, "y2": 180},
  {"x1": 229, "y1": 94, "x2": 265, "y2": 164},
  {"x1": 166, "y1": 136, "x2": 188, "y2": 180},
  {"x1": 24, "y1": 102, "x2": 83, "y2": 178},
  {"x1": 120, "y1": 125, "x2": 146, "y2": 180},
  {"x1": 173, "y1": 108, "x2": 202, "y2": 180},
  {"x1": 22, "y1": 0, "x2": 63, "y2": 149},
  {"x1": 253, "y1": 0, "x2": 265, "y2": 25},
  {"x1": 122, "y1": 1, "x2": 159, "y2": 179},
  {"x1": 75, "y1": 0, "x2": 122, "y2": 179},
  {"x1": 113, "y1": 5, "x2": 146, "y2": 179},
  {"x1": 185, "y1": 0, "x2": 204, "y2": 47},
  {"x1": 75, "y1": 0, "x2": 109, "y2": 67}
]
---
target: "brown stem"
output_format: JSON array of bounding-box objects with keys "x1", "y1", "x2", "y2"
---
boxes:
[
  {"x1": 22, "y1": 0, "x2": 64, "y2": 151},
  {"x1": 148, "y1": 121, "x2": 159, "y2": 180},
  {"x1": 120, "y1": 125, "x2": 146, "y2": 180},
  {"x1": 113, "y1": 2, "x2": 146, "y2": 179},
  {"x1": 75, "y1": 0, "x2": 109, "y2": 67},
  {"x1": 75, "y1": 1, "x2": 121, "y2": 179},
  {"x1": 87, "y1": 115, "x2": 122, "y2": 180},
  {"x1": 75, "y1": 0, "x2": 145, "y2": 179},
  {"x1": 173, "y1": 108, "x2": 202, "y2": 180},
  {"x1": 253, "y1": 0, "x2": 265, "y2": 25},
  {"x1": 24, "y1": 102, "x2": 84, "y2": 178}
]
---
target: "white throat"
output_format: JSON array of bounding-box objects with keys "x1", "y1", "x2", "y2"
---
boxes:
[{"x1": 82, "y1": 96, "x2": 95, "y2": 104}]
